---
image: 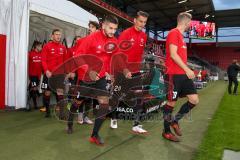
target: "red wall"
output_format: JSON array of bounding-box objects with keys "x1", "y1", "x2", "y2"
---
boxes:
[{"x1": 0, "y1": 34, "x2": 6, "y2": 109}]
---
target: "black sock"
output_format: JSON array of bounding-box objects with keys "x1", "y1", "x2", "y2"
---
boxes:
[
  {"x1": 92, "y1": 118, "x2": 104, "y2": 137},
  {"x1": 68, "y1": 102, "x2": 79, "y2": 128},
  {"x1": 91, "y1": 104, "x2": 108, "y2": 137},
  {"x1": 163, "y1": 104, "x2": 174, "y2": 133},
  {"x1": 30, "y1": 90, "x2": 37, "y2": 108},
  {"x1": 133, "y1": 99, "x2": 143, "y2": 127},
  {"x1": 174, "y1": 101, "x2": 196, "y2": 123},
  {"x1": 57, "y1": 95, "x2": 64, "y2": 119},
  {"x1": 84, "y1": 98, "x2": 92, "y2": 117},
  {"x1": 43, "y1": 95, "x2": 50, "y2": 115},
  {"x1": 78, "y1": 101, "x2": 84, "y2": 113},
  {"x1": 133, "y1": 120, "x2": 140, "y2": 127}
]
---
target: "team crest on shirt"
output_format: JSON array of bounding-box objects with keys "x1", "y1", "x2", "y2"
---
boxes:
[{"x1": 104, "y1": 42, "x2": 117, "y2": 53}]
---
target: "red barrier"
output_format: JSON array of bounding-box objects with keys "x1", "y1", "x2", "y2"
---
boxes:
[{"x1": 0, "y1": 34, "x2": 6, "y2": 109}]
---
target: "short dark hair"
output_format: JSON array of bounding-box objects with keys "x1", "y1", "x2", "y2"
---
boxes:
[
  {"x1": 136, "y1": 11, "x2": 149, "y2": 18},
  {"x1": 88, "y1": 21, "x2": 100, "y2": 29},
  {"x1": 104, "y1": 15, "x2": 119, "y2": 25},
  {"x1": 52, "y1": 29, "x2": 61, "y2": 35},
  {"x1": 75, "y1": 35, "x2": 82, "y2": 39},
  {"x1": 177, "y1": 12, "x2": 192, "y2": 22},
  {"x1": 32, "y1": 41, "x2": 42, "y2": 49}
]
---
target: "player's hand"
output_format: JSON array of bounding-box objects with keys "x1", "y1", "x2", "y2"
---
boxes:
[
  {"x1": 89, "y1": 70, "x2": 100, "y2": 81},
  {"x1": 69, "y1": 72, "x2": 75, "y2": 79},
  {"x1": 123, "y1": 69, "x2": 132, "y2": 79},
  {"x1": 110, "y1": 75, "x2": 115, "y2": 84},
  {"x1": 46, "y1": 70, "x2": 52, "y2": 78},
  {"x1": 185, "y1": 68, "x2": 195, "y2": 79}
]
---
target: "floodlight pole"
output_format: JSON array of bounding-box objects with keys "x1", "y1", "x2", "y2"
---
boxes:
[{"x1": 216, "y1": 27, "x2": 218, "y2": 47}]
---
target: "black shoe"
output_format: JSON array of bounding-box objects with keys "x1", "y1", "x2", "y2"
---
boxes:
[
  {"x1": 45, "y1": 113, "x2": 50, "y2": 118},
  {"x1": 66, "y1": 127, "x2": 73, "y2": 134},
  {"x1": 26, "y1": 108, "x2": 31, "y2": 112},
  {"x1": 59, "y1": 115, "x2": 65, "y2": 120}
]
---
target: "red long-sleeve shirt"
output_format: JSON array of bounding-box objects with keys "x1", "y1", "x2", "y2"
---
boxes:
[
  {"x1": 118, "y1": 26, "x2": 147, "y2": 72},
  {"x1": 75, "y1": 30, "x2": 118, "y2": 80},
  {"x1": 41, "y1": 41, "x2": 68, "y2": 74},
  {"x1": 67, "y1": 38, "x2": 84, "y2": 59},
  {"x1": 28, "y1": 50, "x2": 42, "y2": 78}
]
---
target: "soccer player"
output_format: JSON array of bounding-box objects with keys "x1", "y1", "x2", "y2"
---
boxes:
[
  {"x1": 75, "y1": 21, "x2": 100, "y2": 125},
  {"x1": 28, "y1": 41, "x2": 42, "y2": 110},
  {"x1": 162, "y1": 12, "x2": 199, "y2": 142},
  {"x1": 66, "y1": 21, "x2": 100, "y2": 126},
  {"x1": 41, "y1": 29, "x2": 68, "y2": 118},
  {"x1": 66, "y1": 15, "x2": 119, "y2": 145},
  {"x1": 115, "y1": 11, "x2": 149, "y2": 133}
]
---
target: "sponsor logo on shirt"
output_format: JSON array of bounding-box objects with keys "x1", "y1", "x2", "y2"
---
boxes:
[
  {"x1": 140, "y1": 38, "x2": 145, "y2": 47},
  {"x1": 51, "y1": 48, "x2": 55, "y2": 54},
  {"x1": 32, "y1": 56, "x2": 41, "y2": 63},
  {"x1": 96, "y1": 45, "x2": 102, "y2": 53}
]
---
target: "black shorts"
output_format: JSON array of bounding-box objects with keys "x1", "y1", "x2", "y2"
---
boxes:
[
  {"x1": 165, "y1": 74, "x2": 197, "y2": 101},
  {"x1": 41, "y1": 74, "x2": 65, "y2": 91},
  {"x1": 29, "y1": 76, "x2": 40, "y2": 88},
  {"x1": 70, "y1": 77, "x2": 109, "y2": 100}
]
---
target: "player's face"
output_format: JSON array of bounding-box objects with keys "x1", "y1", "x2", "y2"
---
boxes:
[
  {"x1": 36, "y1": 45, "x2": 42, "y2": 52},
  {"x1": 52, "y1": 31, "x2": 62, "y2": 42},
  {"x1": 184, "y1": 19, "x2": 192, "y2": 32},
  {"x1": 76, "y1": 37, "x2": 81, "y2": 41},
  {"x1": 134, "y1": 15, "x2": 148, "y2": 31},
  {"x1": 89, "y1": 24, "x2": 97, "y2": 34},
  {"x1": 103, "y1": 22, "x2": 118, "y2": 38}
]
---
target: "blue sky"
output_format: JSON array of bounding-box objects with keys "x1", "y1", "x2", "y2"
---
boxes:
[{"x1": 213, "y1": 0, "x2": 240, "y2": 10}]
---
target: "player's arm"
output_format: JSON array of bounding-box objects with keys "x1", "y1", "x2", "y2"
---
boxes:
[
  {"x1": 118, "y1": 31, "x2": 132, "y2": 79},
  {"x1": 41, "y1": 45, "x2": 52, "y2": 78},
  {"x1": 76, "y1": 35, "x2": 101, "y2": 81},
  {"x1": 169, "y1": 44, "x2": 195, "y2": 79}
]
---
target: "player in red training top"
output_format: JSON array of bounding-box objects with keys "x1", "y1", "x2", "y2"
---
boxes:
[
  {"x1": 67, "y1": 15, "x2": 119, "y2": 146},
  {"x1": 114, "y1": 11, "x2": 149, "y2": 134},
  {"x1": 163, "y1": 12, "x2": 199, "y2": 142},
  {"x1": 66, "y1": 21, "x2": 100, "y2": 128},
  {"x1": 41, "y1": 29, "x2": 68, "y2": 118},
  {"x1": 28, "y1": 41, "x2": 42, "y2": 110}
]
